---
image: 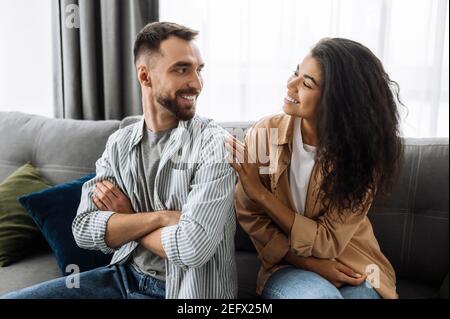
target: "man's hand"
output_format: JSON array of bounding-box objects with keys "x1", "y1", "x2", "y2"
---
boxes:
[
  {"x1": 93, "y1": 179, "x2": 181, "y2": 251},
  {"x1": 93, "y1": 180, "x2": 135, "y2": 214},
  {"x1": 136, "y1": 211, "x2": 181, "y2": 258}
]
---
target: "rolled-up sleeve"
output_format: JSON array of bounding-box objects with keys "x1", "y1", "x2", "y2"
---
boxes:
[{"x1": 72, "y1": 138, "x2": 119, "y2": 255}]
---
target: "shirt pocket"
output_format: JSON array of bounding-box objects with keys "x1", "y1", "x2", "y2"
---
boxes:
[{"x1": 164, "y1": 167, "x2": 194, "y2": 210}]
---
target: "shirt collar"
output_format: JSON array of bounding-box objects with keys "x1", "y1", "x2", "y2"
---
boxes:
[{"x1": 273, "y1": 114, "x2": 296, "y2": 146}]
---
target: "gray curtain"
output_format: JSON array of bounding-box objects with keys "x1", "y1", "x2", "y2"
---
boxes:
[{"x1": 52, "y1": 0, "x2": 159, "y2": 120}]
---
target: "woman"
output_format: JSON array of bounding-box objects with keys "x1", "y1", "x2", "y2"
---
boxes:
[{"x1": 226, "y1": 38, "x2": 403, "y2": 299}]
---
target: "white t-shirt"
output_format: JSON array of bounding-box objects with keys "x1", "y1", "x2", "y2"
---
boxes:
[{"x1": 289, "y1": 118, "x2": 317, "y2": 215}]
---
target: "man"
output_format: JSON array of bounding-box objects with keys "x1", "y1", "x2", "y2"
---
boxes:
[{"x1": 3, "y1": 22, "x2": 237, "y2": 299}]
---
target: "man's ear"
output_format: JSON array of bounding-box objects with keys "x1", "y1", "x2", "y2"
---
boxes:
[{"x1": 137, "y1": 65, "x2": 152, "y2": 87}]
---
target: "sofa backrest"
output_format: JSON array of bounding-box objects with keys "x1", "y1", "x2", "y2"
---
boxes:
[
  {"x1": 0, "y1": 112, "x2": 120, "y2": 185},
  {"x1": 370, "y1": 138, "x2": 448, "y2": 284},
  {"x1": 1, "y1": 112, "x2": 448, "y2": 286}
]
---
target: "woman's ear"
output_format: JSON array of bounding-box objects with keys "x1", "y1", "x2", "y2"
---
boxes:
[{"x1": 137, "y1": 65, "x2": 152, "y2": 87}]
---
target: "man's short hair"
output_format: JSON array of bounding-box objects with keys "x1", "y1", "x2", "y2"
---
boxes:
[{"x1": 133, "y1": 21, "x2": 199, "y2": 64}]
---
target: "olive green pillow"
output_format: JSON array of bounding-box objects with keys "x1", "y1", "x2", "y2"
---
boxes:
[{"x1": 0, "y1": 163, "x2": 52, "y2": 266}]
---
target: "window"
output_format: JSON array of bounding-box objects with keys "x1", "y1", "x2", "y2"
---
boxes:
[
  {"x1": 1, "y1": 0, "x2": 448, "y2": 137},
  {"x1": 161, "y1": 0, "x2": 449, "y2": 137},
  {"x1": 0, "y1": 0, "x2": 53, "y2": 117}
]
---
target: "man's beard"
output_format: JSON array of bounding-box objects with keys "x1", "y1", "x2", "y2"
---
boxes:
[{"x1": 156, "y1": 89, "x2": 199, "y2": 121}]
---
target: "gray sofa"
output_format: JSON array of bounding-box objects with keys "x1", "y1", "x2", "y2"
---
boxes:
[{"x1": 0, "y1": 111, "x2": 448, "y2": 299}]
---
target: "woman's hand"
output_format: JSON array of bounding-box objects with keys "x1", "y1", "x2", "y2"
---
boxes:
[
  {"x1": 225, "y1": 134, "x2": 295, "y2": 233},
  {"x1": 307, "y1": 257, "x2": 367, "y2": 288},
  {"x1": 93, "y1": 180, "x2": 135, "y2": 214},
  {"x1": 225, "y1": 135, "x2": 267, "y2": 202}
]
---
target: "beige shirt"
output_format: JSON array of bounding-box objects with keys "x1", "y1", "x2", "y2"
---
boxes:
[{"x1": 235, "y1": 113, "x2": 398, "y2": 299}]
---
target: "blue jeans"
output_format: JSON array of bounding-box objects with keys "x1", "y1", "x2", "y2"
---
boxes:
[
  {"x1": 1, "y1": 263, "x2": 165, "y2": 299},
  {"x1": 262, "y1": 266, "x2": 381, "y2": 299}
]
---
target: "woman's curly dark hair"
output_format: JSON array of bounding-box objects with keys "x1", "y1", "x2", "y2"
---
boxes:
[{"x1": 311, "y1": 38, "x2": 403, "y2": 218}]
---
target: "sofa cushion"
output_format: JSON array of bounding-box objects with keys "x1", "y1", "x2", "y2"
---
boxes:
[
  {"x1": 0, "y1": 163, "x2": 51, "y2": 266},
  {"x1": 0, "y1": 112, "x2": 120, "y2": 185},
  {"x1": 236, "y1": 251, "x2": 260, "y2": 299},
  {"x1": 396, "y1": 277, "x2": 440, "y2": 299},
  {"x1": 18, "y1": 173, "x2": 112, "y2": 275},
  {"x1": 234, "y1": 220, "x2": 256, "y2": 252},
  {"x1": 369, "y1": 138, "x2": 449, "y2": 286},
  {"x1": 439, "y1": 273, "x2": 448, "y2": 299},
  {"x1": 0, "y1": 250, "x2": 60, "y2": 296}
]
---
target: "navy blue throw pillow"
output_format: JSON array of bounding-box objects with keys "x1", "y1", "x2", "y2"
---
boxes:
[{"x1": 18, "y1": 173, "x2": 112, "y2": 275}]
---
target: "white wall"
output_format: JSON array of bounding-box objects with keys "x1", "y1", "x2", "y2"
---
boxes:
[
  {"x1": 161, "y1": 0, "x2": 449, "y2": 137},
  {"x1": 0, "y1": 0, "x2": 53, "y2": 117},
  {"x1": 0, "y1": 0, "x2": 448, "y2": 138}
]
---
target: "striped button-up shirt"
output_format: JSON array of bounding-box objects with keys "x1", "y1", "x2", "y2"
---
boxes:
[{"x1": 72, "y1": 115, "x2": 238, "y2": 298}]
